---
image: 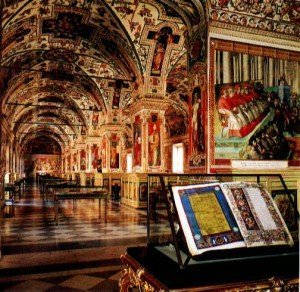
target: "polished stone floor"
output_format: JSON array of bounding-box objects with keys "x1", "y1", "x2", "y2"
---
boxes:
[{"x1": 0, "y1": 184, "x2": 168, "y2": 291}]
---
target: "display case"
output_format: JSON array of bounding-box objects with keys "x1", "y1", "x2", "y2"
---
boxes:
[
  {"x1": 119, "y1": 173, "x2": 299, "y2": 291},
  {"x1": 146, "y1": 173, "x2": 299, "y2": 268}
]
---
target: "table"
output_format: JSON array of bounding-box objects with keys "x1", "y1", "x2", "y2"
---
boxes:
[
  {"x1": 45, "y1": 181, "x2": 77, "y2": 201},
  {"x1": 41, "y1": 178, "x2": 64, "y2": 198},
  {"x1": 119, "y1": 245, "x2": 299, "y2": 291},
  {"x1": 54, "y1": 190, "x2": 109, "y2": 225}
]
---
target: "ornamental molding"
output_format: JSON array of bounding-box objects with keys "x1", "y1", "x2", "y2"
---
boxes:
[
  {"x1": 209, "y1": 22, "x2": 300, "y2": 52},
  {"x1": 98, "y1": 124, "x2": 126, "y2": 136},
  {"x1": 128, "y1": 98, "x2": 170, "y2": 116},
  {"x1": 119, "y1": 267, "x2": 155, "y2": 292}
]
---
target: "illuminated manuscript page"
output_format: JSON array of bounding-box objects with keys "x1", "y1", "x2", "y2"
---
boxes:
[{"x1": 189, "y1": 192, "x2": 231, "y2": 235}]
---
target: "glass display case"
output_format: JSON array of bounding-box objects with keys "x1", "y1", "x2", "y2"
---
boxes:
[
  {"x1": 146, "y1": 173, "x2": 299, "y2": 268},
  {"x1": 119, "y1": 173, "x2": 299, "y2": 291}
]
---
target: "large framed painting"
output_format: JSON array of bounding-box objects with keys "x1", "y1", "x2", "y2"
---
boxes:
[{"x1": 209, "y1": 39, "x2": 300, "y2": 170}]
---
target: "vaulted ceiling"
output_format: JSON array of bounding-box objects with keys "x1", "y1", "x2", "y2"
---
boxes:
[{"x1": 0, "y1": 0, "x2": 206, "y2": 152}]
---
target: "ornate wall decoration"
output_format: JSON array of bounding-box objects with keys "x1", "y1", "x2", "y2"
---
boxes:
[
  {"x1": 133, "y1": 115, "x2": 142, "y2": 167},
  {"x1": 165, "y1": 110, "x2": 187, "y2": 138},
  {"x1": 209, "y1": 1, "x2": 299, "y2": 38},
  {"x1": 24, "y1": 154, "x2": 61, "y2": 173},
  {"x1": 80, "y1": 149, "x2": 86, "y2": 171}
]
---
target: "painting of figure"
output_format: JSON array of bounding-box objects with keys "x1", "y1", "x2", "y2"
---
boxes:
[
  {"x1": 68, "y1": 155, "x2": 71, "y2": 171},
  {"x1": 148, "y1": 114, "x2": 161, "y2": 167},
  {"x1": 192, "y1": 86, "x2": 204, "y2": 154},
  {"x1": 133, "y1": 116, "x2": 142, "y2": 167},
  {"x1": 149, "y1": 26, "x2": 179, "y2": 76},
  {"x1": 80, "y1": 149, "x2": 86, "y2": 171},
  {"x1": 91, "y1": 144, "x2": 99, "y2": 169},
  {"x1": 110, "y1": 141, "x2": 119, "y2": 169},
  {"x1": 100, "y1": 138, "x2": 107, "y2": 168}
]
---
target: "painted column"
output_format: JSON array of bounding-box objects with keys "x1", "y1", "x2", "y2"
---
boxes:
[
  {"x1": 216, "y1": 50, "x2": 221, "y2": 84},
  {"x1": 242, "y1": 54, "x2": 249, "y2": 82},
  {"x1": 294, "y1": 61, "x2": 299, "y2": 93},
  {"x1": 279, "y1": 59, "x2": 284, "y2": 81},
  {"x1": 268, "y1": 58, "x2": 274, "y2": 86},
  {"x1": 233, "y1": 54, "x2": 237, "y2": 82},
  {"x1": 258, "y1": 56, "x2": 263, "y2": 82},
  {"x1": 223, "y1": 51, "x2": 232, "y2": 84}
]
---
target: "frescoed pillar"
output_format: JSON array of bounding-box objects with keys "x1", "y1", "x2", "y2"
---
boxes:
[{"x1": 129, "y1": 99, "x2": 168, "y2": 172}]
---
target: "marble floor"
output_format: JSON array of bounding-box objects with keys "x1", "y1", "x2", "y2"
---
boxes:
[{"x1": 0, "y1": 184, "x2": 169, "y2": 291}]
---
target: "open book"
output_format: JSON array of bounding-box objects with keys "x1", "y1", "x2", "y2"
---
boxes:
[{"x1": 171, "y1": 182, "x2": 293, "y2": 256}]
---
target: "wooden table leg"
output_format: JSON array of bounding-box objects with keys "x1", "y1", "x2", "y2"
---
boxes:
[
  {"x1": 54, "y1": 198, "x2": 59, "y2": 225},
  {"x1": 99, "y1": 198, "x2": 101, "y2": 219},
  {"x1": 104, "y1": 198, "x2": 107, "y2": 223}
]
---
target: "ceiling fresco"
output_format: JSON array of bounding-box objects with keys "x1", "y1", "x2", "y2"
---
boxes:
[{"x1": 0, "y1": 0, "x2": 206, "y2": 151}]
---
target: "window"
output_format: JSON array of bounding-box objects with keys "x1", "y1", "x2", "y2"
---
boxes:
[
  {"x1": 126, "y1": 153, "x2": 133, "y2": 173},
  {"x1": 172, "y1": 143, "x2": 184, "y2": 173}
]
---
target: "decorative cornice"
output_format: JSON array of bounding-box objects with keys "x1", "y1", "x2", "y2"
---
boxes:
[
  {"x1": 209, "y1": 22, "x2": 300, "y2": 52},
  {"x1": 128, "y1": 98, "x2": 170, "y2": 116},
  {"x1": 210, "y1": 38, "x2": 300, "y2": 60},
  {"x1": 98, "y1": 124, "x2": 127, "y2": 136}
]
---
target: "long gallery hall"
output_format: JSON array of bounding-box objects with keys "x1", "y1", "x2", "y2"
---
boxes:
[{"x1": 0, "y1": 0, "x2": 299, "y2": 291}]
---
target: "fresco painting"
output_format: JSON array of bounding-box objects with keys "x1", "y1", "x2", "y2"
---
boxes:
[
  {"x1": 148, "y1": 114, "x2": 161, "y2": 167},
  {"x1": 148, "y1": 26, "x2": 180, "y2": 76},
  {"x1": 110, "y1": 137, "x2": 120, "y2": 169},
  {"x1": 133, "y1": 116, "x2": 142, "y2": 167},
  {"x1": 42, "y1": 12, "x2": 94, "y2": 40},
  {"x1": 80, "y1": 149, "x2": 86, "y2": 171},
  {"x1": 214, "y1": 81, "x2": 299, "y2": 161},
  {"x1": 91, "y1": 144, "x2": 99, "y2": 169},
  {"x1": 24, "y1": 155, "x2": 61, "y2": 173},
  {"x1": 100, "y1": 138, "x2": 107, "y2": 169}
]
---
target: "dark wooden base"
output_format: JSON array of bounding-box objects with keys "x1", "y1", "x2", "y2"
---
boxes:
[{"x1": 120, "y1": 245, "x2": 299, "y2": 291}]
